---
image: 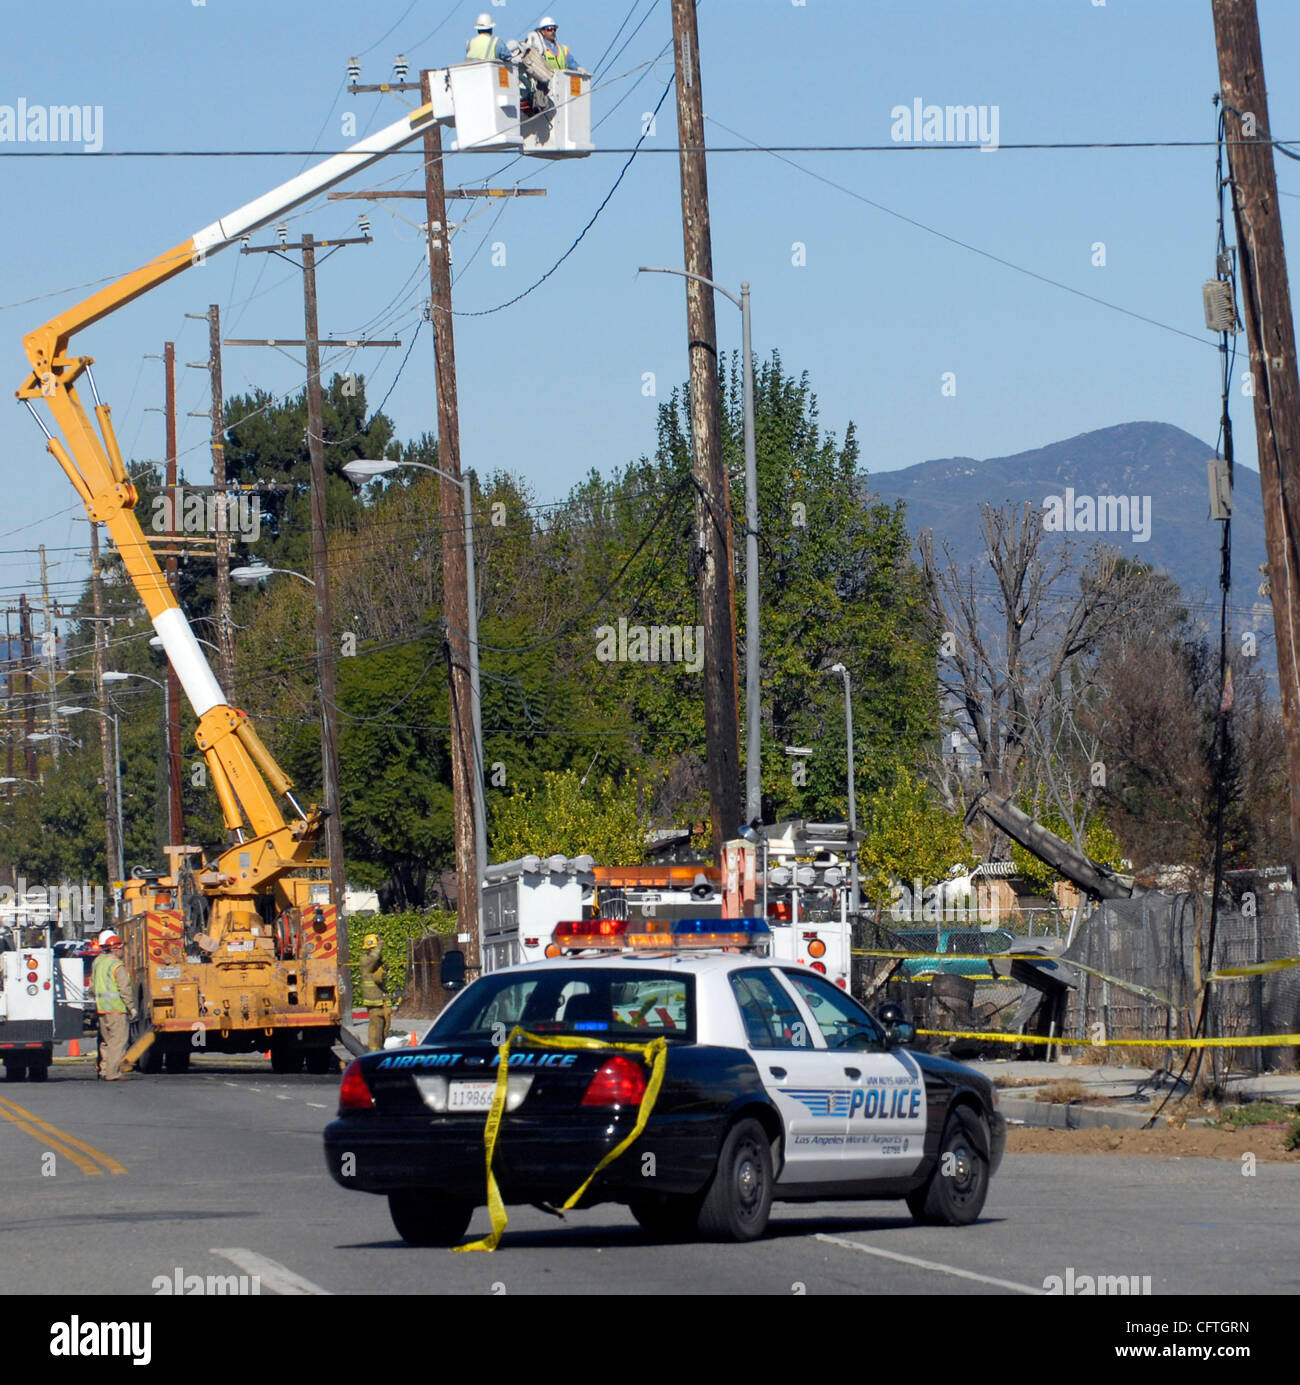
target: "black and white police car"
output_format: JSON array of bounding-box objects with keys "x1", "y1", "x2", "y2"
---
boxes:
[{"x1": 323, "y1": 918, "x2": 1005, "y2": 1245}]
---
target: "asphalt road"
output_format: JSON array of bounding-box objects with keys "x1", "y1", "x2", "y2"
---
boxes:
[{"x1": 1, "y1": 1056, "x2": 1297, "y2": 1299}]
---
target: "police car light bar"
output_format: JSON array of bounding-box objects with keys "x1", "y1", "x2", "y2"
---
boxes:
[{"x1": 548, "y1": 917, "x2": 771, "y2": 954}]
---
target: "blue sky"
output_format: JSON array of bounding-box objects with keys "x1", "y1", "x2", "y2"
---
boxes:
[{"x1": 2, "y1": 0, "x2": 1297, "y2": 612}]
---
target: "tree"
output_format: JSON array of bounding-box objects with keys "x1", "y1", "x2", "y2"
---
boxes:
[
  {"x1": 490, "y1": 770, "x2": 649, "y2": 865},
  {"x1": 857, "y1": 764, "x2": 970, "y2": 918}
]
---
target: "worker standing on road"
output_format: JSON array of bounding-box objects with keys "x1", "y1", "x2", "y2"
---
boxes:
[
  {"x1": 360, "y1": 933, "x2": 390, "y2": 1051},
  {"x1": 526, "y1": 16, "x2": 582, "y2": 71},
  {"x1": 92, "y1": 930, "x2": 135, "y2": 1082},
  {"x1": 466, "y1": 13, "x2": 508, "y2": 61}
]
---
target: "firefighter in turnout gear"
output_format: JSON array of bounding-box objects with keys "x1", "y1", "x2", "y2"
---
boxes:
[
  {"x1": 92, "y1": 931, "x2": 135, "y2": 1081},
  {"x1": 360, "y1": 933, "x2": 390, "y2": 1051}
]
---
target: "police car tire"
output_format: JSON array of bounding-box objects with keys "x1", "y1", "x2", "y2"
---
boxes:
[
  {"x1": 387, "y1": 1192, "x2": 473, "y2": 1247},
  {"x1": 906, "y1": 1105, "x2": 989, "y2": 1226},
  {"x1": 696, "y1": 1117, "x2": 774, "y2": 1242}
]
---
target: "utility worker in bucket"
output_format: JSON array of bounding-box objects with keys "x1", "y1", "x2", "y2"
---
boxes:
[
  {"x1": 526, "y1": 16, "x2": 582, "y2": 71},
  {"x1": 92, "y1": 930, "x2": 136, "y2": 1081},
  {"x1": 466, "y1": 13, "x2": 508, "y2": 61},
  {"x1": 360, "y1": 933, "x2": 390, "y2": 1051}
]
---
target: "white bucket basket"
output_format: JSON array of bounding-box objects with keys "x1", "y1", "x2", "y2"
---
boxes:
[
  {"x1": 523, "y1": 69, "x2": 594, "y2": 159},
  {"x1": 447, "y1": 62, "x2": 524, "y2": 154}
]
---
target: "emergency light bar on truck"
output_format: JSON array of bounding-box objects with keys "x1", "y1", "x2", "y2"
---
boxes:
[{"x1": 547, "y1": 918, "x2": 771, "y2": 956}]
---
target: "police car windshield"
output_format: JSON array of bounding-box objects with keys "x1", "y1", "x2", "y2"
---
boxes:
[{"x1": 428, "y1": 968, "x2": 695, "y2": 1042}]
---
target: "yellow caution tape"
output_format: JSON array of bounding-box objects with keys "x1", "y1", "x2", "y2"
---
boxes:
[
  {"x1": 1208, "y1": 956, "x2": 1300, "y2": 980},
  {"x1": 455, "y1": 1027, "x2": 667, "y2": 1253},
  {"x1": 918, "y1": 1028, "x2": 1300, "y2": 1048}
]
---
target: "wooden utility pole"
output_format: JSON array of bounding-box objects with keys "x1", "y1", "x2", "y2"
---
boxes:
[
  {"x1": 187, "y1": 305, "x2": 235, "y2": 695},
  {"x1": 4, "y1": 611, "x2": 12, "y2": 785},
  {"x1": 163, "y1": 343, "x2": 185, "y2": 846},
  {"x1": 89, "y1": 522, "x2": 120, "y2": 890},
  {"x1": 421, "y1": 77, "x2": 482, "y2": 975},
  {"x1": 299, "y1": 235, "x2": 349, "y2": 968},
  {"x1": 37, "y1": 545, "x2": 59, "y2": 766},
  {"x1": 18, "y1": 595, "x2": 35, "y2": 780},
  {"x1": 670, "y1": 0, "x2": 741, "y2": 858},
  {"x1": 1213, "y1": 0, "x2": 1300, "y2": 872},
  {"x1": 231, "y1": 231, "x2": 391, "y2": 1016}
]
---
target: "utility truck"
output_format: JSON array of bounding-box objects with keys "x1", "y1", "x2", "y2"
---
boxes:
[{"x1": 15, "y1": 60, "x2": 591, "y2": 1069}]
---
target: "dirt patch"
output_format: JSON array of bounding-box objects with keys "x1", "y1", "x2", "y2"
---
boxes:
[{"x1": 1006, "y1": 1123, "x2": 1300, "y2": 1162}]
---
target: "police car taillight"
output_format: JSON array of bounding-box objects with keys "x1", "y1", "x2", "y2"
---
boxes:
[
  {"x1": 552, "y1": 918, "x2": 628, "y2": 951},
  {"x1": 339, "y1": 1059, "x2": 375, "y2": 1112},
  {"x1": 581, "y1": 1056, "x2": 646, "y2": 1107}
]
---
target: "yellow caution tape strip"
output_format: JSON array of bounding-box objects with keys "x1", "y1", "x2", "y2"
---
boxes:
[
  {"x1": 856, "y1": 948, "x2": 1177, "y2": 1007},
  {"x1": 918, "y1": 1028, "x2": 1300, "y2": 1049},
  {"x1": 1208, "y1": 956, "x2": 1300, "y2": 980},
  {"x1": 455, "y1": 1027, "x2": 667, "y2": 1253}
]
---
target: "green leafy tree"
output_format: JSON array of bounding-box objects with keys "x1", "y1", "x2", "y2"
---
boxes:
[
  {"x1": 858, "y1": 764, "x2": 970, "y2": 917},
  {"x1": 491, "y1": 770, "x2": 648, "y2": 865}
]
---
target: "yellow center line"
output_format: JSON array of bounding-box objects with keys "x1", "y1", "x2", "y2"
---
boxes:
[{"x1": 0, "y1": 1095, "x2": 128, "y2": 1176}]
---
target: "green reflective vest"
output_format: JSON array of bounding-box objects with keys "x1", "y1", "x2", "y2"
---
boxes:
[
  {"x1": 92, "y1": 952, "x2": 129, "y2": 1015},
  {"x1": 466, "y1": 33, "x2": 501, "y2": 60},
  {"x1": 541, "y1": 41, "x2": 570, "y2": 71}
]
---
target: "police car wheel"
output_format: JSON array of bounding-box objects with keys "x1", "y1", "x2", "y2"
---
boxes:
[
  {"x1": 906, "y1": 1106, "x2": 989, "y2": 1226},
  {"x1": 697, "y1": 1117, "x2": 773, "y2": 1242},
  {"x1": 387, "y1": 1192, "x2": 473, "y2": 1247},
  {"x1": 629, "y1": 1194, "x2": 701, "y2": 1241}
]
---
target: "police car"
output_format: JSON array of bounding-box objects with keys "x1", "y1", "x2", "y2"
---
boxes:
[{"x1": 322, "y1": 918, "x2": 1005, "y2": 1245}]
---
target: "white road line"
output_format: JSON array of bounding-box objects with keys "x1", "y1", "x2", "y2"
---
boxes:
[
  {"x1": 813, "y1": 1234, "x2": 1044, "y2": 1295},
  {"x1": 210, "y1": 1248, "x2": 332, "y2": 1296},
  {"x1": 306, "y1": 1102, "x2": 328, "y2": 1109}
]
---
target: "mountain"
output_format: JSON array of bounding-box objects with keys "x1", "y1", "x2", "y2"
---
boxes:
[{"x1": 868, "y1": 422, "x2": 1270, "y2": 626}]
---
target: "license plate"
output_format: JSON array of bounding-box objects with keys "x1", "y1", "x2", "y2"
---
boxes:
[{"x1": 448, "y1": 1080, "x2": 498, "y2": 1111}]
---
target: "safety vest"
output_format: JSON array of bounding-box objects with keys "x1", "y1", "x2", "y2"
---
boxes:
[
  {"x1": 92, "y1": 952, "x2": 129, "y2": 1015},
  {"x1": 540, "y1": 40, "x2": 570, "y2": 70},
  {"x1": 467, "y1": 33, "x2": 501, "y2": 60}
]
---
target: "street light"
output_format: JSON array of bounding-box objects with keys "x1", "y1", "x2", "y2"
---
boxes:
[
  {"x1": 103, "y1": 670, "x2": 166, "y2": 691},
  {"x1": 638, "y1": 265, "x2": 761, "y2": 825},
  {"x1": 342, "y1": 458, "x2": 487, "y2": 918},
  {"x1": 0, "y1": 777, "x2": 40, "y2": 787},
  {"x1": 230, "y1": 563, "x2": 315, "y2": 587},
  {"x1": 58, "y1": 705, "x2": 125, "y2": 892},
  {"x1": 827, "y1": 663, "x2": 859, "y2": 917}
]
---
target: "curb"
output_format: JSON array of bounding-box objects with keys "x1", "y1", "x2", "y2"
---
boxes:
[{"x1": 1000, "y1": 1097, "x2": 1173, "y2": 1131}]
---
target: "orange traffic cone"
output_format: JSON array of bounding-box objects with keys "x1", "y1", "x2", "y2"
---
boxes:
[
  {"x1": 263, "y1": 1050, "x2": 271, "y2": 1060},
  {"x1": 408, "y1": 1029, "x2": 418, "y2": 1047},
  {"x1": 68, "y1": 1039, "x2": 81, "y2": 1057}
]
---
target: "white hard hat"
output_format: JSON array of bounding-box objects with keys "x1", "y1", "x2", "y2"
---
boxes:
[
  {"x1": 97, "y1": 928, "x2": 117, "y2": 946},
  {"x1": 538, "y1": 16, "x2": 558, "y2": 27},
  {"x1": 476, "y1": 12, "x2": 494, "y2": 29}
]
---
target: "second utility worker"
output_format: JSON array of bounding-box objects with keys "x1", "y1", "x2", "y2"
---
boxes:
[{"x1": 466, "y1": 14, "x2": 508, "y2": 61}]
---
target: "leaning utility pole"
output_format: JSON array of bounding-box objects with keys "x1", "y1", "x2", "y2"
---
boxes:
[
  {"x1": 163, "y1": 343, "x2": 185, "y2": 846},
  {"x1": 670, "y1": 0, "x2": 741, "y2": 858},
  {"x1": 422, "y1": 74, "x2": 482, "y2": 975},
  {"x1": 89, "y1": 522, "x2": 120, "y2": 892},
  {"x1": 1213, "y1": 0, "x2": 1300, "y2": 873}
]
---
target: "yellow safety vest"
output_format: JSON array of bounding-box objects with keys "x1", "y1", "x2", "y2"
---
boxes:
[
  {"x1": 541, "y1": 41, "x2": 570, "y2": 70},
  {"x1": 467, "y1": 33, "x2": 501, "y2": 60},
  {"x1": 92, "y1": 952, "x2": 129, "y2": 1015}
]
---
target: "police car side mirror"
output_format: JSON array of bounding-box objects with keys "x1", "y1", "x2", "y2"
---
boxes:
[
  {"x1": 440, "y1": 949, "x2": 466, "y2": 992},
  {"x1": 885, "y1": 1022, "x2": 914, "y2": 1048}
]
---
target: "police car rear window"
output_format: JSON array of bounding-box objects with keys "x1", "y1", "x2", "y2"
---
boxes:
[{"x1": 428, "y1": 969, "x2": 694, "y2": 1041}]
